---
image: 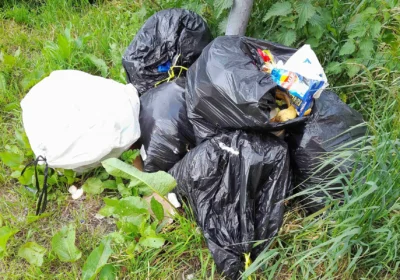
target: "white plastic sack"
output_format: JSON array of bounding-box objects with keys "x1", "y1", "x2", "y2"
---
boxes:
[
  {"x1": 21, "y1": 70, "x2": 141, "y2": 172},
  {"x1": 278, "y1": 44, "x2": 328, "y2": 98}
]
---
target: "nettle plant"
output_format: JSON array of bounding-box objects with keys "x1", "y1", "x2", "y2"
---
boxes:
[
  {"x1": 201, "y1": 0, "x2": 398, "y2": 82},
  {"x1": 258, "y1": 0, "x2": 397, "y2": 79},
  {"x1": 0, "y1": 129, "x2": 176, "y2": 279}
]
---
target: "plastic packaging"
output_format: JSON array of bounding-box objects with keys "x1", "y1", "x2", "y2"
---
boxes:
[
  {"x1": 21, "y1": 70, "x2": 141, "y2": 172},
  {"x1": 286, "y1": 91, "x2": 367, "y2": 213},
  {"x1": 122, "y1": 8, "x2": 212, "y2": 95},
  {"x1": 185, "y1": 36, "x2": 307, "y2": 144},
  {"x1": 270, "y1": 45, "x2": 328, "y2": 116},
  {"x1": 139, "y1": 78, "x2": 195, "y2": 172},
  {"x1": 169, "y1": 131, "x2": 292, "y2": 279}
]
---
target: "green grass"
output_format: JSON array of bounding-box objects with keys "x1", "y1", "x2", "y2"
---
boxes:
[{"x1": 0, "y1": 0, "x2": 399, "y2": 279}]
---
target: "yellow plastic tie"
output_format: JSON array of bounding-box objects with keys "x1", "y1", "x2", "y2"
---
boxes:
[
  {"x1": 154, "y1": 54, "x2": 188, "y2": 87},
  {"x1": 244, "y1": 253, "x2": 253, "y2": 280}
]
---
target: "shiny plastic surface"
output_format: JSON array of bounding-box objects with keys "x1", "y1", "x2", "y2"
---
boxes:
[
  {"x1": 286, "y1": 91, "x2": 367, "y2": 213},
  {"x1": 186, "y1": 36, "x2": 307, "y2": 144},
  {"x1": 169, "y1": 131, "x2": 291, "y2": 279},
  {"x1": 123, "y1": 8, "x2": 212, "y2": 95},
  {"x1": 139, "y1": 78, "x2": 195, "y2": 172}
]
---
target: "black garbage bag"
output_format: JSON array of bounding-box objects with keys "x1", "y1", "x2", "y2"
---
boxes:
[
  {"x1": 286, "y1": 91, "x2": 367, "y2": 213},
  {"x1": 139, "y1": 78, "x2": 195, "y2": 172},
  {"x1": 122, "y1": 8, "x2": 213, "y2": 95},
  {"x1": 169, "y1": 131, "x2": 291, "y2": 279},
  {"x1": 186, "y1": 35, "x2": 308, "y2": 144}
]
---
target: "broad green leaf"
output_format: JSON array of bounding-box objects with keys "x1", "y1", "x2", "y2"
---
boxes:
[
  {"x1": 308, "y1": 24, "x2": 324, "y2": 40},
  {"x1": 217, "y1": 17, "x2": 228, "y2": 35},
  {"x1": 263, "y1": 2, "x2": 292, "y2": 21},
  {"x1": 0, "y1": 151, "x2": 24, "y2": 168},
  {"x1": 99, "y1": 197, "x2": 149, "y2": 228},
  {"x1": 117, "y1": 215, "x2": 147, "y2": 234},
  {"x1": 347, "y1": 13, "x2": 368, "y2": 38},
  {"x1": 102, "y1": 158, "x2": 176, "y2": 196},
  {"x1": 18, "y1": 167, "x2": 34, "y2": 185},
  {"x1": 276, "y1": 29, "x2": 297, "y2": 46},
  {"x1": 214, "y1": 0, "x2": 233, "y2": 18},
  {"x1": 306, "y1": 37, "x2": 319, "y2": 48},
  {"x1": 51, "y1": 225, "x2": 82, "y2": 262},
  {"x1": 64, "y1": 169, "x2": 76, "y2": 185},
  {"x1": 141, "y1": 224, "x2": 157, "y2": 237},
  {"x1": 11, "y1": 170, "x2": 21, "y2": 178},
  {"x1": 82, "y1": 177, "x2": 104, "y2": 194},
  {"x1": 370, "y1": 21, "x2": 381, "y2": 38},
  {"x1": 363, "y1": 7, "x2": 377, "y2": 15},
  {"x1": 359, "y1": 39, "x2": 374, "y2": 58},
  {"x1": 345, "y1": 61, "x2": 362, "y2": 78},
  {"x1": 48, "y1": 172, "x2": 59, "y2": 185},
  {"x1": 108, "y1": 196, "x2": 148, "y2": 218},
  {"x1": 98, "y1": 171, "x2": 110, "y2": 180},
  {"x1": 138, "y1": 236, "x2": 165, "y2": 248},
  {"x1": 121, "y1": 149, "x2": 139, "y2": 163},
  {"x1": 86, "y1": 54, "x2": 108, "y2": 77},
  {"x1": 57, "y1": 34, "x2": 72, "y2": 60},
  {"x1": 326, "y1": 61, "x2": 343, "y2": 75},
  {"x1": 0, "y1": 226, "x2": 18, "y2": 258},
  {"x1": 98, "y1": 201, "x2": 116, "y2": 217},
  {"x1": 117, "y1": 183, "x2": 131, "y2": 197},
  {"x1": 348, "y1": 25, "x2": 368, "y2": 39},
  {"x1": 82, "y1": 237, "x2": 113, "y2": 280},
  {"x1": 99, "y1": 264, "x2": 118, "y2": 280},
  {"x1": 280, "y1": 17, "x2": 296, "y2": 29},
  {"x1": 295, "y1": 1, "x2": 316, "y2": 28},
  {"x1": 339, "y1": 40, "x2": 356, "y2": 56},
  {"x1": 0, "y1": 215, "x2": 3, "y2": 227},
  {"x1": 102, "y1": 180, "x2": 117, "y2": 190},
  {"x1": 18, "y1": 242, "x2": 46, "y2": 267},
  {"x1": 308, "y1": 11, "x2": 329, "y2": 27},
  {"x1": 150, "y1": 197, "x2": 164, "y2": 221}
]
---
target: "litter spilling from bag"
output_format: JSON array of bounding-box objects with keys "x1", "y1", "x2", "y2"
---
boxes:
[
  {"x1": 18, "y1": 8, "x2": 368, "y2": 279},
  {"x1": 185, "y1": 36, "x2": 309, "y2": 144},
  {"x1": 122, "y1": 8, "x2": 213, "y2": 95},
  {"x1": 169, "y1": 131, "x2": 291, "y2": 279},
  {"x1": 264, "y1": 44, "x2": 328, "y2": 116},
  {"x1": 139, "y1": 78, "x2": 195, "y2": 172}
]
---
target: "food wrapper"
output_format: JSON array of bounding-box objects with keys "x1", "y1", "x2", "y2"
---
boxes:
[{"x1": 269, "y1": 45, "x2": 328, "y2": 116}]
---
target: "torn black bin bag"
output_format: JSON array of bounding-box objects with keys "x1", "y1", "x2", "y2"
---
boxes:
[
  {"x1": 139, "y1": 78, "x2": 195, "y2": 172},
  {"x1": 122, "y1": 8, "x2": 213, "y2": 95},
  {"x1": 286, "y1": 91, "x2": 367, "y2": 214},
  {"x1": 169, "y1": 131, "x2": 291, "y2": 279},
  {"x1": 186, "y1": 35, "x2": 307, "y2": 144}
]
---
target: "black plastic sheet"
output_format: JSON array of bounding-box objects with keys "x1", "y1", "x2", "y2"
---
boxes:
[
  {"x1": 139, "y1": 78, "x2": 195, "y2": 172},
  {"x1": 169, "y1": 131, "x2": 291, "y2": 279},
  {"x1": 286, "y1": 91, "x2": 367, "y2": 213},
  {"x1": 122, "y1": 8, "x2": 212, "y2": 95},
  {"x1": 186, "y1": 35, "x2": 307, "y2": 144}
]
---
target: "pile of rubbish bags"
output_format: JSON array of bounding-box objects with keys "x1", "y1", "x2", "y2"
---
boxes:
[{"x1": 21, "y1": 8, "x2": 366, "y2": 279}]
